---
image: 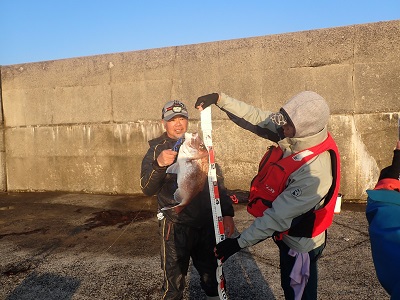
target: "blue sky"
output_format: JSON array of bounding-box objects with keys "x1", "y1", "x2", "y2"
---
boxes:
[{"x1": 1, "y1": 1, "x2": 399, "y2": 66}]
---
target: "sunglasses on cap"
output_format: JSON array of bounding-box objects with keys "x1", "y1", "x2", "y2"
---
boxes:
[
  {"x1": 162, "y1": 100, "x2": 188, "y2": 120},
  {"x1": 165, "y1": 104, "x2": 185, "y2": 113}
]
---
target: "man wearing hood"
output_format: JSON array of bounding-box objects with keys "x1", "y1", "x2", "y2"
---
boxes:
[{"x1": 195, "y1": 91, "x2": 340, "y2": 300}]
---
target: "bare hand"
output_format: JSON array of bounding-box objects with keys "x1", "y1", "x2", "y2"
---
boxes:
[
  {"x1": 157, "y1": 149, "x2": 178, "y2": 167},
  {"x1": 223, "y1": 216, "x2": 235, "y2": 238}
]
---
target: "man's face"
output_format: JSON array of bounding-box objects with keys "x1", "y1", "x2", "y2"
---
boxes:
[
  {"x1": 163, "y1": 116, "x2": 188, "y2": 139},
  {"x1": 282, "y1": 123, "x2": 295, "y2": 138}
]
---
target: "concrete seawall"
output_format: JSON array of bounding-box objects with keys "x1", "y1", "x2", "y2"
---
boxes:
[{"x1": 0, "y1": 20, "x2": 399, "y2": 201}]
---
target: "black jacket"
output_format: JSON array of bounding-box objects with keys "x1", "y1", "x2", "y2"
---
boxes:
[{"x1": 140, "y1": 132, "x2": 234, "y2": 227}]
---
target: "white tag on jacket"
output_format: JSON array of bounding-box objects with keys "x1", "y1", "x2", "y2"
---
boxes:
[{"x1": 292, "y1": 150, "x2": 314, "y2": 161}]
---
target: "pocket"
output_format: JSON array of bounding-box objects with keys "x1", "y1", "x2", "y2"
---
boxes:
[
  {"x1": 250, "y1": 163, "x2": 288, "y2": 200},
  {"x1": 248, "y1": 164, "x2": 288, "y2": 217}
]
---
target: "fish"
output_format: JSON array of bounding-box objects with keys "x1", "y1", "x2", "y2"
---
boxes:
[{"x1": 162, "y1": 132, "x2": 209, "y2": 213}]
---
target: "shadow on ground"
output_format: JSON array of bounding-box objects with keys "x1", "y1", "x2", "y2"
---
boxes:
[{"x1": 0, "y1": 192, "x2": 389, "y2": 300}]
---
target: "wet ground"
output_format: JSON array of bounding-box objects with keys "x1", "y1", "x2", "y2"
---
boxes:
[{"x1": 0, "y1": 191, "x2": 389, "y2": 299}]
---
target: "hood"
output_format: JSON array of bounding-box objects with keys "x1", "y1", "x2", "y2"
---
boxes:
[{"x1": 281, "y1": 91, "x2": 330, "y2": 138}]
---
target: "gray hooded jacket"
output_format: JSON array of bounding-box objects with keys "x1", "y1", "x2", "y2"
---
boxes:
[{"x1": 218, "y1": 92, "x2": 334, "y2": 253}]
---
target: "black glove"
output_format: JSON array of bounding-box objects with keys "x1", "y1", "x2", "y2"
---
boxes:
[
  {"x1": 194, "y1": 93, "x2": 219, "y2": 109},
  {"x1": 378, "y1": 149, "x2": 400, "y2": 181},
  {"x1": 215, "y1": 237, "x2": 241, "y2": 263}
]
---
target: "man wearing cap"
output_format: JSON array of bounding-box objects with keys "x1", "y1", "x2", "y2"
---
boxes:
[
  {"x1": 195, "y1": 92, "x2": 340, "y2": 300},
  {"x1": 140, "y1": 100, "x2": 235, "y2": 300},
  {"x1": 366, "y1": 140, "x2": 400, "y2": 299}
]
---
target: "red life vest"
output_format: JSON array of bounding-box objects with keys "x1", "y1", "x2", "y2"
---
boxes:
[{"x1": 247, "y1": 133, "x2": 340, "y2": 238}]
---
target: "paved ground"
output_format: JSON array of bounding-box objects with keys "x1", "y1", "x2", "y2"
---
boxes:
[{"x1": 0, "y1": 191, "x2": 389, "y2": 300}]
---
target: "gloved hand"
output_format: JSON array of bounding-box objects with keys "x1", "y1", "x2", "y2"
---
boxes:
[
  {"x1": 194, "y1": 93, "x2": 219, "y2": 110},
  {"x1": 214, "y1": 237, "x2": 241, "y2": 263},
  {"x1": 378, "y1": 145, "x2": 400, "y2": 181}
]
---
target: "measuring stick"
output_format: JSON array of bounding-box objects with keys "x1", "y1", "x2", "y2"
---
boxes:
[{"x1": 201, "y1": 106, "x2": 228, "y2": 300}]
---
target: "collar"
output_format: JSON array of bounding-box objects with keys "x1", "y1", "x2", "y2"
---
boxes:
[
  {"x1": 278, "y1": 126, "x2": 328, "y2": 153},
  {"x1": 374, "y1": 178, "x2": 400, "y2": 192},
  {"x1": 149, "y1": 132, "x2": 177, "y2": 146}
]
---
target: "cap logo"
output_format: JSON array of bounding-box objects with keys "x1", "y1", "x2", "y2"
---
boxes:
[{"x1": 270, "y1": 112, "x2": 287, "y2": 126}]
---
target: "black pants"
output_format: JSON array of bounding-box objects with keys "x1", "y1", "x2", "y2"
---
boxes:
[
  {"x1": 275, "y1": 239, "x2": 325, "y2": 300},
  {"x1": 159, "y1": 218, "x2": 219, "y2": 300}
]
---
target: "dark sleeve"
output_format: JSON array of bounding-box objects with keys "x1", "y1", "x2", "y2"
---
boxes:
[
  {"x1": 140, "y1": 144, "x2": 168, "y2": 196},
  {"x1": 215, "y1": 164, "x2": 234, "y2": 217},
  {"x1": 221, "y1": 108, "x2": 284, "y2": 142},
  {"x1": 219, "y1": 184, "x2": 235, "y2": 217}
]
